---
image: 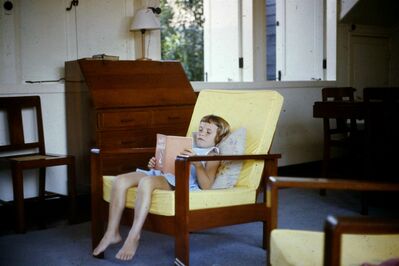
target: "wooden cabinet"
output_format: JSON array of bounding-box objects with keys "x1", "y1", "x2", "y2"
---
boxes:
[{"x1": 65, "y1": 60, "x2": 197, "y2": 190}]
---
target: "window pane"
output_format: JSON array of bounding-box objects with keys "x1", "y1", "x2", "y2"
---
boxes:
[
  {"x1": 276, "y1": 0, "x2": 324, "y2": 80},
  {"x1": 160, "y1": 0, "x2": 204, "y2": 81},
  {"x1": 266, "y1": 0, "x2": 276, "y2": 80},
  {"x1": 160, "y1": 0, "x2": 335, "y2": 82}
]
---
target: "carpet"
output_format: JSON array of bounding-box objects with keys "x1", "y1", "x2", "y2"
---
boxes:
[{"x1": 0, "y1": 188, "x2": 395, "y2": 266}]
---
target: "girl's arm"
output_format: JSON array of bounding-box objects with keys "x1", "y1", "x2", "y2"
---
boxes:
[
  {"x1": 194, "y1": 159, "x2": 220, "y2": 189},
  {"x1": 180, "y1": 149, "x2": 219, "y2": 189}
]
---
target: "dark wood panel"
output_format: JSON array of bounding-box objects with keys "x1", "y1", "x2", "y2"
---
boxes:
[{"x1": 78, "y1": 60, "x2": 197, "y2": 109}]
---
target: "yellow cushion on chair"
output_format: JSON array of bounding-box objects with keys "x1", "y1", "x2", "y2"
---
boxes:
[
  {"x1": 270, "y1": 229, "x2": 399, "y2": 266},
  {"x1": 187, "y1": 90, "x2": 284, "y2": 189},
  {"x1": 103, "y1": 175, "x2": 257, "y2": 216}
]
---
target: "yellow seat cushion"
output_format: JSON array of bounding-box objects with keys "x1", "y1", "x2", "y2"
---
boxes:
[
  {"x1": 103, "y1": 175, "x2": 257, "y2": 216},
  {"x1": 270, "y1": 229, "x2": 399, "y2": 266}
]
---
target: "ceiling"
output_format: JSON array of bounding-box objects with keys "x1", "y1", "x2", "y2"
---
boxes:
[{"x1": 340, "y1": 0, "x2": 399, "y2": 27}]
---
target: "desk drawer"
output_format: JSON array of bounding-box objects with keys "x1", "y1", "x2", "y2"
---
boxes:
[
  {"x1": 152, "y1": 107, "x2": 193, "y2": 126},
  {"x1": 98, "y1": 130, "x2": 153, "y2": 148},
  {"x1": 98, "y1": 111, "x2": 150, "y2": 129}
]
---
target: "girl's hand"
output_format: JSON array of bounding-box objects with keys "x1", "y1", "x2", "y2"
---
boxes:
[
  {"x1": 179, "y1": 148, "x2": 196, "y2": 157},
  {"x1": 180, "y1": 149, "x2": 201, "y2": 166},
  {"x1": 148, "y1": 157, "x2": 156, "y2": 169}
]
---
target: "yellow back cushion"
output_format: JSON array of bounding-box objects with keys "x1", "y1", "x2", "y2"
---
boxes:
[{"x1": 187, "y1": 90, "x2": 283, "y2": 189}]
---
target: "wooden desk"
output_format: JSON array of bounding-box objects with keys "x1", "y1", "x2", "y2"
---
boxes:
[
  {"x1": 65, "y1": 60, "x2": 197, "y2": 189},
  {"x1": 313, "y1": 101, "x2": 399, "y2": 182},
  {"x1": 313, "y1": 101, "x2": 387, "y2": 119}
]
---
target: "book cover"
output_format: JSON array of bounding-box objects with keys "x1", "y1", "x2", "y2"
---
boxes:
[{"x1": 155, "y1": 134, "x2": 193, "y2": 175}]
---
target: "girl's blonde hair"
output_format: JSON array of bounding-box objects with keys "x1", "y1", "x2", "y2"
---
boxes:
[{"x1": 200, "y1": 115, "x2": 230, "y2": 144}]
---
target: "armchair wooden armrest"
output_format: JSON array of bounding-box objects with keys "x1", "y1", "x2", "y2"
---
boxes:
[
  {"x1": 175, "y1": 153, "x2": 282, "y2": 201},
  {"x1": 90, "y1": 147, "x2": 156, "y2": 155},
  {"x1": 177, "y1": 153, "x2": 281, "y2": 162},
  {"x1": 174, "y1": 152, "x2": 282, "y2": 192},
  {"x1": 267, "y1": 176, "x2": 399, "y2": 236},
  {"x1": 324, "y1": 215, "x2": 399, "y2": 266}
]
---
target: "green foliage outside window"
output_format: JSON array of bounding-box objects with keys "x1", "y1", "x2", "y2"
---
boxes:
[{"x1": 160, "y1": 0, "x2": 204, "y2": 81}]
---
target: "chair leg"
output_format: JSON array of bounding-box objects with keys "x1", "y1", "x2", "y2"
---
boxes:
[
  {"x1": 174, "y1": 232, "x2": 189, "y2": 266},
  {"x1": 321, "y1": 140, "x2": 330, "y2": 196},
  {"x1": 38, "y1": 168, "x2": 46, "y2": 200},
  {"x1": 38, "y1": 167, "x2": 47, "y2": 229},
  {"x1": 91, "y1": 204, "x2": 105, "y2": 259},
  {"x1": 322, "y1": 132, "x2": 332, "y2": 175},
  {"x1": 264, "y1": 221, "x2": 272, "y2": 266},
  {"x1": 11, "y1": 166, "x2": 25, "y2": 233},
  {"x1": 67, "y1": 158, "x2": 77, "y2": 224}
]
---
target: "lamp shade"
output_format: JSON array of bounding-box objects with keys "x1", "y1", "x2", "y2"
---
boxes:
[{"x1": 130, "y1": 8, "x2": 160, "y2": 31}]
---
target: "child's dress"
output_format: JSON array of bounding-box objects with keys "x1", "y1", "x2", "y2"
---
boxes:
[{"x1": 136, "y1": 146, "x2": 219, "y2": 191}]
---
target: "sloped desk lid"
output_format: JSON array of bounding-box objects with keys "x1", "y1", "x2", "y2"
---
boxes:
[{"x1": 78, "y1": 59, "x2": 197, "y2": 109}]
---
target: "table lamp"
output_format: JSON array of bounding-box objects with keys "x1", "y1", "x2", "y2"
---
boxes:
[{"x1": 130, "y1": 7, "x2": 161, "y2": 60}]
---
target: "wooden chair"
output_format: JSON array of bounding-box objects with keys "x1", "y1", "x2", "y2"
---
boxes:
[
  {"x1": 90, "y1": 89, "x2": 284, "y2": 265},
  {"x1": 268, "y1": 176, "x2": 399, "y2": 266},
  {"x1": 0, "y1": 96, "x2": 77, "y2": 233},
  {"x1": 324, "y1": 216, "x2": 399, "y2": 266},
  {"x1": 363, "y1": 87, "x2": 399, "y2": 182},
  {"x1": 321, "y1": 87, "x2": 359, "y2": 178}
]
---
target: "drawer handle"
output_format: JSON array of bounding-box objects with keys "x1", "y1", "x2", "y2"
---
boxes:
[
  {"x1": 121, "y1": 141, "x2": 137, "y2": 145},
  {"x1": 120, "y1": 118, "x2": 136, "y2": 123}
]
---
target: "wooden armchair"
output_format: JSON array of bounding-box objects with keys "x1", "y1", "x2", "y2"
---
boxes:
[
  {"x1": 90, "y1": 89, "x2": 284, "y2": 265},
  {"x1": 268, "y1": 176, "x2": 399, "y2": 266},
  {"x1": 324, "y1": 216, "x2": 399, "y2": 266}
]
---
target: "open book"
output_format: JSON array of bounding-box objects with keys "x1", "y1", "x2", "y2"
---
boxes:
[{"x1": 155, "y1": 134, "x2": 193, "y2": 175}]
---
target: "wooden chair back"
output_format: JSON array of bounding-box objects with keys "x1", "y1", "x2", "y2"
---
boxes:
[
  {"x1": 322, "y1": 87, "x2": 357, "y2": 135},
  {"x1": 0, "y1": 96, "x2": 45, "y2": 154},
  {"x1": 320, "y1": 87, "x2": 360, "y2": 179},
  {"x1": 322, "y1": 87, "x2": 356, "y2": 102}
]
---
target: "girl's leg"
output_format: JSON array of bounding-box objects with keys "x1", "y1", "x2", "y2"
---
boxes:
[
  {"x1": 93, "y1": 171, "x2": 146, "y2": 256},
  {"x1": 115, "y1": 175, "x2": 171, "y2": 261}
]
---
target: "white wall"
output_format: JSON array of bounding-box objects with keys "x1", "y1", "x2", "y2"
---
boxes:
[{"x1": 0, "y1": 0, "x2": 139, "y2": 200}]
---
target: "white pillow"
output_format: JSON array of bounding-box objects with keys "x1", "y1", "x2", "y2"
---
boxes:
[{"x1": 212, "y1": 127, "x2": 247, "y2": 189}]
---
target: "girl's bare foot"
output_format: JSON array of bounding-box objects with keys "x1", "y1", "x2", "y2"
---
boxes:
[
  {"x1": 93, "y1": 232, "x2": 122, "y2": 256},
  {"x1": 115, "y1": 234, "x2": 140, "y2": 261}
]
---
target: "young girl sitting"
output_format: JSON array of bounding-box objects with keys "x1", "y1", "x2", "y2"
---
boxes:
[{"x1": 93, "y1": 114, "x2": 230, "y2": 261}]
